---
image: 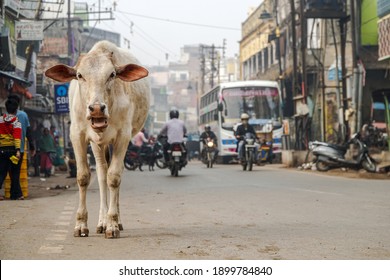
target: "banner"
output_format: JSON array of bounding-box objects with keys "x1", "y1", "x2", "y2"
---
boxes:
[{"x1": 15, "y1": 21, "x2": 44, "y2": 41}]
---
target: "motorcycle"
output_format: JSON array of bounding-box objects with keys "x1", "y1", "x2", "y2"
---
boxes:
[
  {"x1": 201, "y1": 137, "x2": 216, "y2": 168},
  {"x1": 166, "y1": 142, "x2": 187, "y2": 177},
  {"x1": 124, "y1": 142, "x2": 163, "y2": 171},
  {"x1": 310, "y1": 132, "x2": 377, "y2": 172},
  {"x1": 240, "y1": 132, "x2": 257, "y2": 171},
  {"x1": 153, "y1": 140, "x2": 167, "y2": 169}
]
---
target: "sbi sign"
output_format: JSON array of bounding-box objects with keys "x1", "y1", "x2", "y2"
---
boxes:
[{"x1": 54, "y1": 83, "x2": 70, "y2": 114}]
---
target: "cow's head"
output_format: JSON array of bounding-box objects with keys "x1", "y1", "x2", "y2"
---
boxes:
[{"x1": 45, "y1": 52, "x2": 148, "y2": 131}]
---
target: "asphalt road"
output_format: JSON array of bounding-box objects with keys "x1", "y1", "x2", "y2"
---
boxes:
[{"x1": 1, "y1": 161, "x2": 389, "y2": 260}]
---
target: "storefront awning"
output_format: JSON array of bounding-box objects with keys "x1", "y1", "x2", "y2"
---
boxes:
[{"x1": 0, "y1": 70, "x2": 32, "y2": 87}]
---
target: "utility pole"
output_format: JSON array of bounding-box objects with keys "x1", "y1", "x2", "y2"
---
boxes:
[
  {"x1": 210, "y1": 44, "x2": 215, "y2": 88},
  {"x1": 24, "y1": 0, "x2": 43, "y2": 80},
  {"x1": 200, "y1": 42, "x2": 226, "y2": 90},
  {"x1": 274, "y1": 0, "x2": 284, "y2": 100},
  {"x1": 67, "y1": 0, "x2": 72, "y2": 66},
  {"x1": 199, "y1": 45, "x2": 206, "y2": 95},
  {"x1": 289, "y1": 0, "x2": 298, "y2": 103},
  {"x1": 299, "y1": 0, "x2": 307, "y2": 104},
  {"x1": 340, "y1": 16, "x2": 349, "y2": 141}
]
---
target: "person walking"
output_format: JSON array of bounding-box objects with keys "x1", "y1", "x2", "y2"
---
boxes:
[
  {"x1": 38, "y1": 127, "x2": 56, "y2": 177},
  {"x1": 0, "y1": 98, "x2": 23, "y2": 200}
]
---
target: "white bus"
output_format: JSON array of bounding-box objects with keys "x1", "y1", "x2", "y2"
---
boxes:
[{"x1": 199, "y1": 80, "x2": 283, "y2": 163}]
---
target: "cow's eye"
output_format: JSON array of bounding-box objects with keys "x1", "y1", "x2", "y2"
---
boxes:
[
  {"x1": 76, "y1": 72, "x2": 83, "y2": 79},
  {"x1": 109, "y1": 71, "x2": 116, "y2": 79}
]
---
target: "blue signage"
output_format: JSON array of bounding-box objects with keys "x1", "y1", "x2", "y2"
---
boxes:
[{"x1": 54, "y1": 83, "x2": 69, "y2": 114}]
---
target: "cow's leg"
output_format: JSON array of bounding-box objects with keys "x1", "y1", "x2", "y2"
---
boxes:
[
  {"x1": 72, "y1": 140, "x2": 90, "y2": 237},
  {"x1": 90, "y1": 143, "x2": 109, "y2": 234},
  {"x1": 105, "y1": 138, "x2": 128, "y2": 238}
]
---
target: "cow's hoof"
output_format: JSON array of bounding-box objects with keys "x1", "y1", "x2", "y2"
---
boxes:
[
  {"x1": 105, "y1": 228, "x2": 120, "y2": 239},
  {"x1": 96, "y1": 226, "x2": 104, "y2": 234},
  {"x1": 119, "y1": 224, "x2": 124, "y2": 231},
  {"x1": 74, "y1": 228, "x2": 89, "y2": 237}
]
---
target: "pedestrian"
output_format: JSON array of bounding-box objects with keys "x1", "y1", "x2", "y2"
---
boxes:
[
  {"x1": 43, "y1": 117, "x2": 51, "y2": 130},
  {"x1": 0, "y1": 98, "x2": 23, "y2": 200},
  {"x1": 31, "y1": 121, "x2": 43, "y2": 176},
  {"x1": 7, "y1": 95, "x2": 36, "y2": 190},
  {"x1": 38, "y1": 127, "x2": 56, "y2": 177}
]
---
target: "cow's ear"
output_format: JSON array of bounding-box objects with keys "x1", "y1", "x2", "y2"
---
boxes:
[
  {"x1": 116, "y1": 64, "x2": 149, "y2": 82},
  {"x1": 45, "y1": 64, "x2": 77, "y2": 82}
]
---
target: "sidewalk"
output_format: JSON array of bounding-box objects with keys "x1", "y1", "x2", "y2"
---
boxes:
[
  {"x1": 279, "y1": 163, "x2": 390, "y2": 180},
  {"x1": 0, "y1": 168, "x2": 78, "y2": 200}
]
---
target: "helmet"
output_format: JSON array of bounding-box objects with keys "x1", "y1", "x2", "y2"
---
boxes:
[
  {"x1": 241, "y1": 113, "x2": 250, "y2": 120},
  {"x1": 205, "y1": 124, "x2": 211, "y2": 131},
  {"x1": 169, "y1": 110, "x2": 179, "y2": 119}
]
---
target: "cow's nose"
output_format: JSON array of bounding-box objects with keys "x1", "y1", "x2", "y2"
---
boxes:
[{"x1": 89, "y1": 104, "x2": 106, "y2": 112}]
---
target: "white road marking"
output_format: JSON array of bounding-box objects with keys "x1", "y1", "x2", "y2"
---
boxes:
[
  {"x1": 290, "y1": 187, "x2": 342, "y2": 196},
  {"x1": 38, "y1": 245, "x2": 64, "y2": 254},
  {"x1": 45, "y1": 234, "x2": 67, "y2": 241},
  {"x1": 38, "y1": 198, "x2": 76, "y2": 255}
]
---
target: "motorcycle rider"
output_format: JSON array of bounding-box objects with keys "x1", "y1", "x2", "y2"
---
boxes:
[
  {"x1": 159, "y1": 110, "x2": 187, "y2": 162},
  {"x1": 131, "y1": 128, "x2": 149, "y2": 154},
  {"x1": 200, "y1": 124, "x2": 219, "y2": 162},
  {"x1": 235, "y1": 113, "x2": 259, "y2": 162}
]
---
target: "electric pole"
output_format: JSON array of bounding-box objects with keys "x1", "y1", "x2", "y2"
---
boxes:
[
  {"x1": 200, "y1": 42, "x2": 226, "y2": 90},
  {"x1": 67, "y1": 0, "x2": 72, "y2": 65}
]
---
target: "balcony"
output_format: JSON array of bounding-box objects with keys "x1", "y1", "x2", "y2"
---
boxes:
[{"x1": 24, "y1": 94, "x2": 54, "y2": 114}]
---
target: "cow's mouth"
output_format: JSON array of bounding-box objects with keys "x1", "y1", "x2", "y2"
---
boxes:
[{"x1": 91, "y1": 117, "x2": 108, "y2": 130}]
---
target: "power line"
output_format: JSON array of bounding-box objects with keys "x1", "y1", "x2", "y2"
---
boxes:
[
  {"x1": 113, "y1": 13, "x2": 177, "y2": 58},
  {"x1": 86, "y1": 0, "x2": 178, "y2": 63},
  {"x1": 100, "y1": 15, "x2": 177, "y2": 63},
  {"x1": 117, "y1": 10, "x2": 240, "y2": 31}
]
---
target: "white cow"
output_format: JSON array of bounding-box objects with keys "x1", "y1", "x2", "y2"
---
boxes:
[{"x1": 45, "y1": 41, "x2": 150, "y2": 238}]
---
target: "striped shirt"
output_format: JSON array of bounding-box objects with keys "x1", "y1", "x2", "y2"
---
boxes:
[{"x1": 0, "y1": 113, "x2": 22, "y2": 150}]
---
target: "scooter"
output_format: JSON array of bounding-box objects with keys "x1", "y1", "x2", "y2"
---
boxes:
[{"x1": 310, "y1": 132, "x2": 377, "y2": 172}]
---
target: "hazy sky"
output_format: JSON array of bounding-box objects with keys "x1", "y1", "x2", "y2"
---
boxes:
[{"x1": 84, "y1": 0, "x2": 263, "y2": 66}]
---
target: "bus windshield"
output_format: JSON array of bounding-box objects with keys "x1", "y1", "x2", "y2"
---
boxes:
[{"x1": 221, "y1": 86, "x2": 280, "y2": 126}]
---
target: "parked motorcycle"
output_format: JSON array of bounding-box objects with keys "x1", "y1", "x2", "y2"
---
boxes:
[
  {"x1": 166, "y1": 142, "x2": 187, "y2": 177},
  {"x1": 153, "y1": 140, "x2": 167, "y2": 169},
  {"x1": 310, "y1": 132, "x2": 377, "y2": 172},
  {"x1": 124, "y1": 142, "x2": 163, "y2": 171},
  {"x1": 201, "y1": 137, "x2": 216, "y2": 168},
  {"x1": 240, "y1": 132, "x2": 257, "y2": 171}
]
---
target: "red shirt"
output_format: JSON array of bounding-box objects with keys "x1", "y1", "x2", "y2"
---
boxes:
[{"x1": 0, "y1": 113, "x2": 22, "y2": 150}]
